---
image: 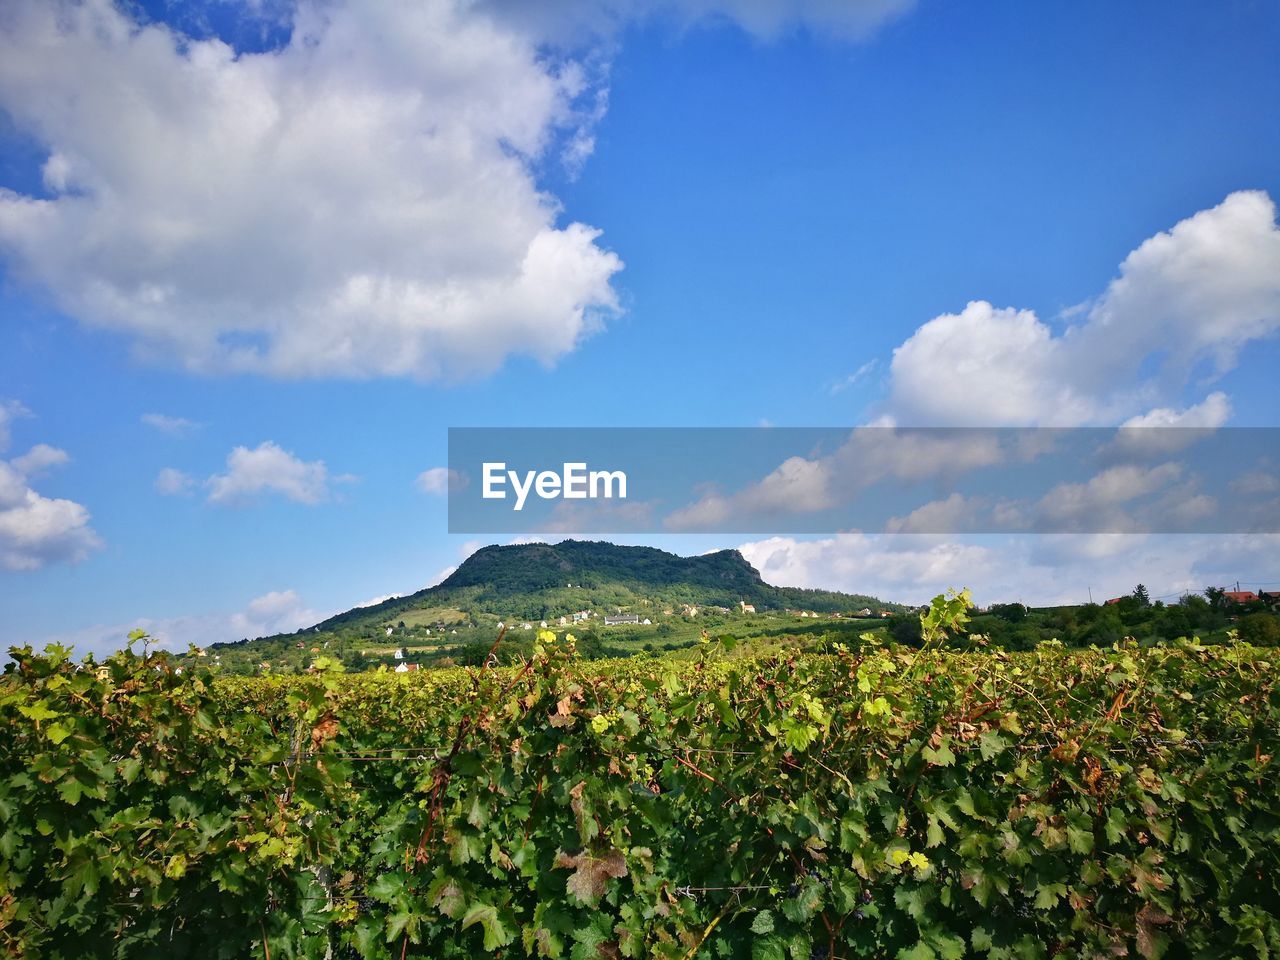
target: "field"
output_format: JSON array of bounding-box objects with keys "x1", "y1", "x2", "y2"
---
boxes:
[{"x1": 3, "y1": 596, "x2": 1279, "y2": 959}]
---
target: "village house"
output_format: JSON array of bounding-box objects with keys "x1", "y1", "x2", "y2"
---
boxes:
[
  {"x1": 739, "y1": 601, "x2": 756, "y2": 614},
  {"x1": 1225, "y1": 590, "x2": 1259, "y2": 604},
  {"x1": 394, "y1": 662, "x2": 419, "y2": 673},
  {"x1": 604, "y1": 614, "x2": 641, "y2": 626},
  {"x1": 393, "y1": 647, "x2": 405, "y2": 660}
]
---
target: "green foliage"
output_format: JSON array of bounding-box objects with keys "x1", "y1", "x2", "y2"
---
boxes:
[
  {"x1": 1238, "y1": 613, "x2": 1280, "y2": 646},
  {"x1": 965, "y1": 592, "x2": 1280, "y2": 652},
  {"x1": 0, "y1": 638, "x2": 345, "y2": 958},
  {"x1": 5, "y1": 608, "x2": 1280, "y2": 958}
]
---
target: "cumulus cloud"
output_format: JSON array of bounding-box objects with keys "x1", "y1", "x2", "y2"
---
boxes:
[
  {"x1": 1032, "y1": 463, "x2": 1186, "y2": 532},
  {"x1": 740, "y1": 533, "x2": 995, "y2": 603},
  {"x1": 665, "y1": 428, "x2": 1007, "y2": 530},
  {"x1": 0, "y1": 464, "x2": 103, "y2": 571},
  {"x1": 0, "y1": 402, "x2": 100, "y2": 571},
  {"x1": 141, "y1": 413, "x2": 200, "y2": 435},
  {"x1": 23, "y1": 587, "x2": 323, "y2": 659},
  {"x1": 11, "y1": 443, "x2": 70, "y2": 477},
  {"x1": 0, "y1": 0, "x2": 624, "y2": 380},
  {"x1": 1100, "y1": 392, "x2": 1236, "y2": 459},
  {"x1": 155, "y1": 467, "x2": 196, "y2": 496},
  {"x1": 206, "y1": 441, "x2": 336, "y2": 505},
  {"x1": 0, "y1": 0, "x2": 922, "y2": 382},
  {"x1": 883, "y1": 191, "x2": 1280, "y2": 426},
  {"x1": 416, "y1": 466, "x2": 467, "y2": 496},
  {"x1": 885, "y1": 491, "x2": 982, "y2": 534},
  {"x1": 231, "y1": 589, "x2": 317, "y2": 637},
  {"x1": 1121, "y1": 392, "x2": 1233, "y2": 430},
  {"x1": 738, "y1": 532, "x2": 1280, "y2": 608}
]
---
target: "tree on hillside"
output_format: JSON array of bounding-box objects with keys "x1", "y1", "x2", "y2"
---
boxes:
[
  {"x1": 1238, "y1": 613, "x2": 1280, "y2": 646},
  {"x1": 1205, "y1": 586, "x2": 1226, "y2": 613},
  {"x1": 1132, "y1": 584, "x2": 1151, "y2": 607}
]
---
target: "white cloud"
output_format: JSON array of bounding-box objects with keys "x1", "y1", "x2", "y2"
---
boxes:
[
  {"x1": 883, "y1": 191, "x2": 1280, "y2": 426},
  {"x1": 885, "y1": 491, "x2": 981, "y2": 534},
  {"x1": 232, "y1": 589, "x2": 316, "y2": 635},
  {"x1": 26, "y1": 587, "x2": 323, "y2": 659},
  {"x1": 206, "y1": 441, "x2": 336, "y2": 505},
  {"x1": 0, "y1": 0, "x2": 623, "y2": 380},
  {"x1": 416, "y1": 466, "x2": 466, "y2": 496},
  {"x1": 0, "y1": 399, "x2": 31, "y2": 449},
  {"x1": 830, "y1": 358, "x2": 878, "y2": 394},
  {"x1": 483, "y1": 0, "x2": 916, "y2": 43},
  {"x1": 738, "y1": 532, "x2": 1280, "y2": 608},
  {"x1": 1231, "y1": 470, "x2": 1280, "y2": 496},
  {"x1": 1104, "y1": 392, "x2": 1235, "y2": 458},
  {"x1": 427, "y1": 564, "x2": 458, "y2": 587},
  {"x1": 1033, "y1": 463, "x2": 1185, "y2": 532},
  {"x1": 743, "y1": 456, "x2": 836, "y2": 512},
  {"x1": 739, "y1": 533, "x2": 994, "y2": 604},
  {"x1": 0, "y1": 404, "x2": 100, "y2": 570},
  {"x1": 141, "y1": 413, "x2": 199, "y2": 435},
  {"x1": 1121, "y1": 392, "x2": 1233, "y2": 430},
  {"x1": 665, "y1": 428, "x2": 1007, "y2": 530},
  {"x1": 0, "y1": 467, "x2": 103, "y2": 571},
  {"x1": 11, "y1": 443, "x2": 70, "y2": 477},
  {"x1": 155, "y1": 467, "x2": 196, "y2": 496}
]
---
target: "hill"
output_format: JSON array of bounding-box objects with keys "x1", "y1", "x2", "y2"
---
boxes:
[
  {"x1": 316, "y1": 540, "x2": 889, "y2": 630},
  {"x1": 206, "y1": 540, "x2": 902, "y2": 672}
]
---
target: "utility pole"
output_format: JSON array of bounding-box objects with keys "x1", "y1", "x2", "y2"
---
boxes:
[{"x1": 1088, "y1": 586, "x2": 1093, "y2": 604}]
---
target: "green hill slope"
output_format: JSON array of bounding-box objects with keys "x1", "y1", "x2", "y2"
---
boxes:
[
  {"x1": 315, "y1": 540, "x2": 891, "y2": 628},
  {"x1": 206, "y1": 540, "x2": 903, "y2": 672}
]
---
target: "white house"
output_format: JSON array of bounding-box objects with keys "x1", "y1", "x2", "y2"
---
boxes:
[{"x1": 394, "y1": 647, "x2": 405, "y2": 660}]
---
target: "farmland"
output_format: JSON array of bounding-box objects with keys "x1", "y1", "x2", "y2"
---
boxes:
[{"x1": 4, "y1": 593, "x2": 1279, "y2": 958}]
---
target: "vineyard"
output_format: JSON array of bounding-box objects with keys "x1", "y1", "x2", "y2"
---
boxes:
[{"x1": 2, "y1": 594, "x2": 1279, "y2": 959}]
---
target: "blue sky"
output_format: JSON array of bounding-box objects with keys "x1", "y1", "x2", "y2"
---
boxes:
[{"x1": 1, "y1": 0, "x2": 1279, "y2": 653}]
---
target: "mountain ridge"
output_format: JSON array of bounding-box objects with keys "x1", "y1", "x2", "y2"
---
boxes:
[{"x1": 309, "y1": 539, "x2": 897, "y2": 632}]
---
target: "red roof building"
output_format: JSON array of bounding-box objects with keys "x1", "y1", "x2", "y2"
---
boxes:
[{"x1": 1225, "y1": 591, "x2": 1259, "y2": 604}]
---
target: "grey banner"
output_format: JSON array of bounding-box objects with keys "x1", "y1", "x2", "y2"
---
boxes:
[{"x1": 447, "y1": 427, "x2": 1280, "y2": 534}]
